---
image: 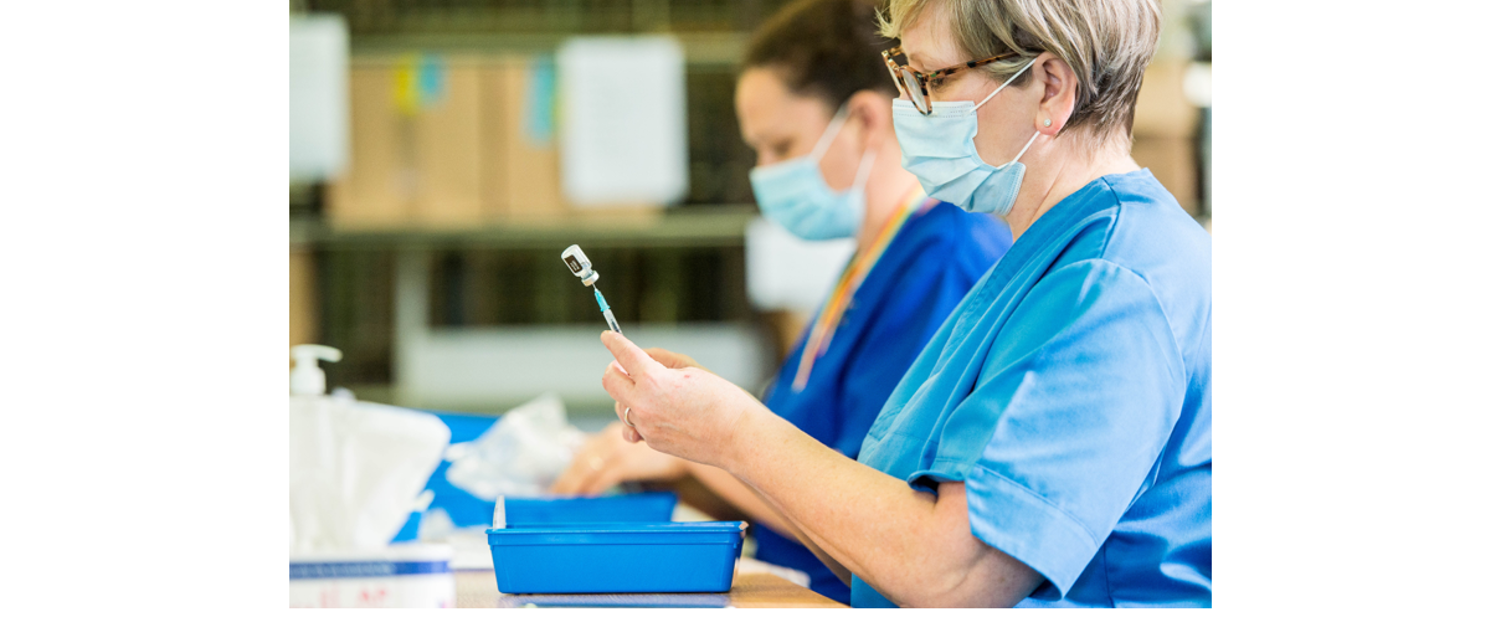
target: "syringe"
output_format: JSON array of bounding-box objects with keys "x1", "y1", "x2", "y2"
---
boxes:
[
  {"x1": 561, "y1": 244, "x2": 622, "y2": 334},
  {"x1": 594, "y1": 287, "x2": 622, "y2": 334}
]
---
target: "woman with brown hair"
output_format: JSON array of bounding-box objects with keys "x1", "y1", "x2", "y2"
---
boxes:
[{"x1": 551, "y1": 0, "x2": 1012, "y2": 605}]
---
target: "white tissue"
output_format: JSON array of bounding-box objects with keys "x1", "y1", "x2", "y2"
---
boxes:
[
  {"x1": 444, "y1": 393, "x2": 586, "y2": 500},
  {"x1": 290, "y1": 396, "x2": 451, "y2": 553},
  {"x1": 418, "y1": 507, "x2": 457, "y2": 542}
]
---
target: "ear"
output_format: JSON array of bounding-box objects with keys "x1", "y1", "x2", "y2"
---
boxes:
[
  {"x1": 1033, "y1": 53, "x2": 1077, "y2": 137},
  {"x1": 846, "y1": 89, "x2": 894, "y2": 151}
]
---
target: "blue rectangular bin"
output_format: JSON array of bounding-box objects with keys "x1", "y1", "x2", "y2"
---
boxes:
[
  {"x1": 487, "y1": 522, "x2": 747, "y2": 594},
  {"x1": 504, "y1": 492, "x2": 677, "y2": 525}
]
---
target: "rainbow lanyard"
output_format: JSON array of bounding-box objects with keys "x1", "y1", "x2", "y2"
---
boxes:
[{"x1": 793, "y1": 186, "x2": 932, "y2": 392}]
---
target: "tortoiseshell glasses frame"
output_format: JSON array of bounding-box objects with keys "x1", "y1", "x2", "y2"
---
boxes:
[{"x1": 881, "y1": 46, "x2": 1022, "y2": 115}]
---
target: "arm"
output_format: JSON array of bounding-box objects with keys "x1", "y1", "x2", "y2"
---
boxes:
[
  {"x1": 728, "y1": 408, "x2": 1041, "y2": 607},
  {"x1": 550, "y1": 421, "x2": 808, "y2": 541},
  {"x1": 601, "y1": 259, "x2": 1187, "y2": 606},
  {"x1": 701, "y1": 458, "x2": 853, "y2": 587},
  {"x1": 682, "y1": 462, "x2": 797, "y2": 540},
  {"x1": 599, "y1": 332, "x2": 1042, "y2": 607}
]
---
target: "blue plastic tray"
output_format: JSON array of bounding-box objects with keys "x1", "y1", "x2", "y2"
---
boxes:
[
  {"x1": 487, "y1": 522, "x2": 747, "y2": 594},
  {"x1": 403, "y1": 409, "x2": 676, "y2": 533},
  {"x1": 504, "y1": 492, "x2": 677, "y2": 525}
]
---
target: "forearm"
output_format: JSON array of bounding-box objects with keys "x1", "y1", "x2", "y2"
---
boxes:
[
  {"x1": 679, "y1": 462, "x2": 851, "y2": 585},
  {"x1": 684, "y1": 462, "x2": 793, "y2": 538},
  {"x1": 725, "y1": 408, "x2": 1032, "y2": 607}
]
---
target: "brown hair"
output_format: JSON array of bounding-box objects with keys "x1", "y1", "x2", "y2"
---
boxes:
[
  {"x1": 879, "y1": 0, "x2": 1161, "y2": 147},
  {"x1": 743, "y1": 0, "x2": 899, "y2": 111}
]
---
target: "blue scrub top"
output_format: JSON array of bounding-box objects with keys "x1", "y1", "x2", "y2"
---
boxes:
[
  {"x1": 756, "y1": 201, "x2": 1012, "y2": 605},
  {"x1": 851, "y1": 170, "x2": 1212, "y2": 607}
]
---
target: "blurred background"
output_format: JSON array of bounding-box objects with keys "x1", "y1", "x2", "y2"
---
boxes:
[{"x1": 289, "y1": 0, "x2": 1212, "y2": 430}]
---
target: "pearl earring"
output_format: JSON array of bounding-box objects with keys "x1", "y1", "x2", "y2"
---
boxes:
[{"x1": 1044, "y1": 118, "x2": 1052, "y2": 127}]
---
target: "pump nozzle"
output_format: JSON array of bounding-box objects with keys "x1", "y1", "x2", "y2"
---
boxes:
[{"x1": 290, "y1": 344, "x2": 343, "y2": 396}]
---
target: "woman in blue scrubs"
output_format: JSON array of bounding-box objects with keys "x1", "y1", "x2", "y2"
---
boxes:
[
  {"x1": 595, "y1": 0, "x2": 1211, "y2": 608},
  {"x1": 550, "y1": 0, "x2": 1011, "y2": 605}
]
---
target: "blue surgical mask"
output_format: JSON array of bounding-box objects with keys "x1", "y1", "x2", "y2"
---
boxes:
[
  {"x1": 892, "y1": 59, "x2": 1040, "y2": 217},
  {"x1": 749, "y1": 105, "x2": 875, "y2": 240}
]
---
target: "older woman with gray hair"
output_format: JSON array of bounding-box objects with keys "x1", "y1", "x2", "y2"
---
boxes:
[{"x1": 597, "y1": 0, "x2": 1211, "y2": 607}]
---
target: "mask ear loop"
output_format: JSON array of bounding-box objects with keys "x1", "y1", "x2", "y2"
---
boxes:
[
  {"x1": 850, "y1": 148, "x2": 878, "y2": 192},
  {"x1": 970, "y1": 56, "x2": 1041, "y2": 167},
  {"x1": 1008, "y1": 131, "x2": 1042, "y2": 166},
  {"x1": 809, "y1": 103, "x2": 852, "y2": 162},
  {"x1": 970, "y1": 57, "x2": 1037, "y2": 113}
]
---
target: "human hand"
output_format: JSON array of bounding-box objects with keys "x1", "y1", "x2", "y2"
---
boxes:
[
  {"x1": 644, "y1": 347, "x2": 704, "y2": 371},
  {"x1": 600, "y1": 331, "x2": 766, "y2": 470},
  {"x1": 549, "y1": 425, "x2": 689, "y2": 495}
]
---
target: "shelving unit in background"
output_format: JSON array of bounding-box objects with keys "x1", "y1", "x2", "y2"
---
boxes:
[
  {"x1": 296, "y1": 216, "x2": 781, "y2": 417},
  {"x1": 291, "y1": 0, "x2": 796, "y2": 416},
  {"x1": 295, "y1": 210, "x2": 774, "y2": 413}
]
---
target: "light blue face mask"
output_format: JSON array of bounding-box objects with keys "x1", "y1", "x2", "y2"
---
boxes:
[
  {"x1": 892, "y1": 58, "x2": 1040, "y2": 217},
  {"x1": 749, "y1": 105, "x2": 876, "y2": 240}
]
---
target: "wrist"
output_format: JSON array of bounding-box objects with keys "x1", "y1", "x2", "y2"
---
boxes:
[{"x1": 722, "y1": 403, "x2": 780, "y2": 482}]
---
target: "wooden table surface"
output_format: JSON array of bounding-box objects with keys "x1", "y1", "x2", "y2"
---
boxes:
[{"x1": 455, "y1": 569, "x2": 847, "y2": 608}]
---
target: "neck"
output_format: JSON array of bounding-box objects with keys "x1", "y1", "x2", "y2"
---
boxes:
[
  {"x1": 856, "y1": 140, "x2": 922, "y2": 253},
  {"x1": 1004, "y1": 133, "x2": 1139, "y2": 239}
]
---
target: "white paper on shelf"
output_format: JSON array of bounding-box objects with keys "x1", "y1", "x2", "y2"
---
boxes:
[
  {"x1": 289, "y1": 14, "x2": 349, "y2": 182},
  {"x1": 557, "y1": 36, "x2": 688, "y2": 208}
]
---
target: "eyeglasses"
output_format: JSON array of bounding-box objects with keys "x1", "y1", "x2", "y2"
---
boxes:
[{"x1": 881, "y1": 46, "x2": 1022, "y2": 115}]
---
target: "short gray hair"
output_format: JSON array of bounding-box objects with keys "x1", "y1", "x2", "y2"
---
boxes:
[{"x1": 879, "y1": 0, "x2": 1161, "y2": 147}]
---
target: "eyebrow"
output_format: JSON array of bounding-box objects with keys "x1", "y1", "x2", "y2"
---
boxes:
[{"x1": 902, "y1": 46, "x2": 935, "y2": 72}]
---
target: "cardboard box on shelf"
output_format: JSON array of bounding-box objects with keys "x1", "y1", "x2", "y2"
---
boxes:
[
  {"x1": 1131, "y1": 60, "x2": 1199, "y2": 140},
  {"x1": 290, "y1": 247, "x2": 317, "y2": 349},
  {"x1": 326, "y1": 60, "x2": 408, "y2": 228},
  {"x1": 477, "y1": 60, "x2": 511, "y2": 220},
  {"x1": 1131, "y1": 136, "x2": 1199, "y2": 216},
  {"x1": 327, "y1": 55, "x2": 487, "y2": 229},
  {"x1": 481, "y1": 55, "x2": 568, "y2": 221},
  {"x1": 412, "y1": 56, "x2": 485, "y2": 227},
  {"x1": 330, "y1": 53, "x2": 668, "y2": 229}
]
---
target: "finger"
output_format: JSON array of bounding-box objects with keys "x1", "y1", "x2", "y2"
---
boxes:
[
  {"x1": 602, "y1": 360, "x2": 637, "y2": 403},
  {"x1": 616, "y1": 401, "x2": 633, "y2": 429},
  {"x1": 621, "y1": 422, "x2": 641, "y2": 443},
  {"x1": 581, "y1": 464, "x2": 625, "y2": 496},
  {"x1": 601, "y1": 330, "x2": 660, "y2": 379},
  {"x1": 647, "y1": 347, "x2": 704, "y2": 372},
  {"x1": 550, "y1": 432, "x2": 613, "y2": 494},
  {"x1": 644, "y1": 347, "x2": 680, "y2": 368},
  {"x1": 550, "y1": 455, "x2": 592, "y2": 494}
]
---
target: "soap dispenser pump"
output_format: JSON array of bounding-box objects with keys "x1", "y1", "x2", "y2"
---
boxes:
[{"x1": 291, "y1": 344, "x2": 342, "y2": 396}]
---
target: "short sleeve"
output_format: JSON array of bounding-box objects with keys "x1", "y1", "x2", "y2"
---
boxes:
[{"x1": 948, "y1": 259, "x2": 1185, "y2": 600}]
